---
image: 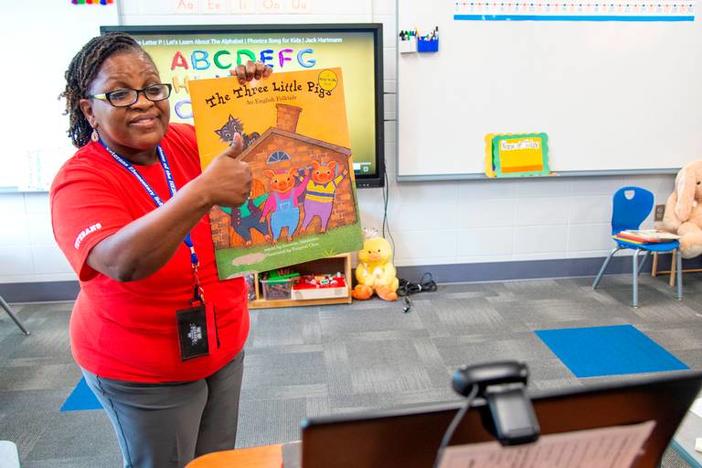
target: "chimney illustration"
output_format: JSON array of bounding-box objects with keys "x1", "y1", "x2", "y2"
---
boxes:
[{"x1": 276, "y1": 104, "x2": 302, "y2": 133}]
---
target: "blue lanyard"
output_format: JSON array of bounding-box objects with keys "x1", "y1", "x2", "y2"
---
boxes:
[{"x1": 99, "y1": 140, "x2": 204, "y2": 299}]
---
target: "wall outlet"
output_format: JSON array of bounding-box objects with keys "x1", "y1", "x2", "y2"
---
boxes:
[{"x1": 654, "y1": 204, "x2": 666, "y2": 222}]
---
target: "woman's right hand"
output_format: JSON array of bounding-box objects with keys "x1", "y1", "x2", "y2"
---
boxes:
[
  {"x1": 85, "y1": 133, "x2": 252, "y2": 282},
  {"x1": 197, "y1": 133, "x2": 252, "y2": 208}
]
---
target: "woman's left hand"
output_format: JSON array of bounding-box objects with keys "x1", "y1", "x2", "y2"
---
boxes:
[{"x1": 231, "y1": 60, "x2": 273, "y2": 84}]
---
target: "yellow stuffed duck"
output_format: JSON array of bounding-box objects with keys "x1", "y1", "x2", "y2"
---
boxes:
[{"x1": 352, "y1": 228, "x2": 399, "y2": 301}]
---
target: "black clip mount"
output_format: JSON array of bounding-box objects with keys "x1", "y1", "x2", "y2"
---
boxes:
[{"x1": 452, "y1": 361, "x2": 540, "y2": 446}]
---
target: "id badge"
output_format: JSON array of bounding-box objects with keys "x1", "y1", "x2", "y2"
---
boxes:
[{"x1": 176, "y1": 304, "x2": 210, "y2": 361}]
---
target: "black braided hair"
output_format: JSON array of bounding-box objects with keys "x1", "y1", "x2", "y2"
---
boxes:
[{"x1": 61, "y1": 32, "x2": 149, "y2": 148}]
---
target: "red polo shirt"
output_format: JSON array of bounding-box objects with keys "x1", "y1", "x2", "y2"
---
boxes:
[{"x1": 51, "y1": 123, "x2": 249, "y2": 383}]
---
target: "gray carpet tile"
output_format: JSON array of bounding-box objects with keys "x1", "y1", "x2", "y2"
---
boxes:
[
  {"x1": 249, "y1": 306, "x2": 323, "y2": 347},
  {"x1": 1, "y1": 274, "x2": 702, "y2": 467},
  {"x1": 22, "y1": 411, "x2": 119, "y2": 460},
  {"x1": 241, "y1": 383, "x2": 328, "y2": 401},
  {"x1": 305, "y1": 395, "x2": 331, "y2": 417},
  {"x1": 671, "y1": 348, "x2": 702, "y2": 370},
  {"x1": 661, "y1": 448, "x2": 691, "y2": 468},
  {"x1": 22, "y1": 454, "x2": 121, "y2": 468},
  {"x1": 244, "y1": 348, "x2": 327, "y2": 388},
  {"x1": 318, "y1": 306, "x2": 427, "y2": 336},
  {"x1": 0, "y1": 363, "x2": 78, "y2": 392},
  {"x1": 345, "y1": 341, "x2": 434, "y2": 394},
  {"x1": 238, "y1": 397, "x2": 307, "y2": 446}
]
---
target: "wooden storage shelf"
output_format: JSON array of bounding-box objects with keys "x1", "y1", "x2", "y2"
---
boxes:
[{"x1": 248, "y1": 254, "x2": 352, "y2": 309}]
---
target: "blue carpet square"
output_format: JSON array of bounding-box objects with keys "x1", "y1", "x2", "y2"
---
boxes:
[
  {"x1": 535, "y1": 324, "x2": 688, "y2": 378},
  {"x1": 60, "y1": 377, "x2": 102, "y2": 412}
]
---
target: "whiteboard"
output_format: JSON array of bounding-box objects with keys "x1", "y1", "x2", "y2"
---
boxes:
[
  {"x1": 0, "y1": 0, "x2": 370, "y2": 192},
  {"x1": 0, "y1": 1, "x2": 119, "y2": 192},
  {"x1": 397, "y1": 1, "x2": 702, "y2": 180}
]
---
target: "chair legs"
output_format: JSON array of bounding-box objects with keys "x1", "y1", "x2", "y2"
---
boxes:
[
  {"x1": 0, "y1": 295, "x2": 30, "y2": 336},
  {"x1": 593, "y1": 247, "x2": 620, "y2": 289},
  {"x1": 676, "y1": 249, "x2": 683, "y2": 301},
  {"x1": 632, "y1": 251, "x2": 662, "y2": 307},
  {"x1": 632, "y1": 250, "x2": 640, "y2": 308},
  {"x1": 593, "y1": 248, "x2": 678, "y2": 308}
]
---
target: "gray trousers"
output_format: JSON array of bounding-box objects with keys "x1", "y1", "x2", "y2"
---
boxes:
[{"x1": 82, "y1": 351, "x2": 245, "y2": 468}]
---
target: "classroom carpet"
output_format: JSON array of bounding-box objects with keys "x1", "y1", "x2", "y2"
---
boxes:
[
  {"x1": 3, "y1": 274, "x2": 702, "y2": 467},
  {"x1": 59, "y1": 377, "x2": 101, "y2": 412},
  {"x1": 535, "y1": 324, "x2": 689, "y2": 378}
]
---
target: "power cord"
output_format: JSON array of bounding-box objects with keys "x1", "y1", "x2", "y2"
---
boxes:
[
  {"x1": 432, "y1": 384, "x2": 479, "y2": 468},
  {"x1": 397, "y1": 272, "x2": 438, "y2": 313},
  {"x1": 382, "y1": 161, "x2": 395, "y2": 252}
]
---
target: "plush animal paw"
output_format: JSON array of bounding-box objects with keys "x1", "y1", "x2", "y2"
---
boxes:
[
  {"x1": 680, "y1": 236, "x2": 702, "y2": 259},
  {"x1": 375, "y1": 285, "x2": 398, "y2": 302},
  {"x1": 352, "y1": 284, "x2": 374, "y2": 300}
]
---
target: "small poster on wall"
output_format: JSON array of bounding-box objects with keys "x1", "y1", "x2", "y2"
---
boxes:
[
  {"x1": 189, "y1": 68, "x2": 363, "y2": 279},
  {"x1": 484, "y1": 132, "x2": 550, "y2": 178}
]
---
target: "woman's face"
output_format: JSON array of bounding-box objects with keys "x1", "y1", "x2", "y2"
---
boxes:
[{"x1": 80, "y1": 50, "x2": 170, "y2": 161}]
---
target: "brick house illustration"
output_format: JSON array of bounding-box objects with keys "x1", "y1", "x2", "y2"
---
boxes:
[{"x1": 210, "y1": 103, "x2": 357, "y2": 249}]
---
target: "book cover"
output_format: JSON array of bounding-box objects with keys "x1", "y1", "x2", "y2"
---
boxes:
[
  {"x1": 189, "y1": 68, "x2": 363, "y2": 279},
  {"x1": 617, "y1": 230, "x2": 680, "y2": 243},
  {"x1": 612, "y1": 235, "x2": 646, "y2": 245}
]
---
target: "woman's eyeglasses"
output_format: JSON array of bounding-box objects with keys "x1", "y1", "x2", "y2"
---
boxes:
[{"x1": 89, "y1": 83, "x2": 172, "y2": 108}]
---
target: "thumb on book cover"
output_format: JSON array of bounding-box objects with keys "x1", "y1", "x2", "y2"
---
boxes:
[{"x1": 223, "y1": 133, "x2": 245, "y2": 160}]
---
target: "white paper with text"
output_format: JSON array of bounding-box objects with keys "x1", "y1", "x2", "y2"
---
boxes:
[{"x1": 439, "y1": 420, "x2": 655, "y2": 468}]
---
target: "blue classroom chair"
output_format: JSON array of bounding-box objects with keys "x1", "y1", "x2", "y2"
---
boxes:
[
  {"x1": 0, "y1": 295, "x2": 29, "y2": 335},
  {"x1": 592, "y1": 186, "x2": 682, "y2": 308}
]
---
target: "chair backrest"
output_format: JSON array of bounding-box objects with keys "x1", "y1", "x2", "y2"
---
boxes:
[{"x1": 611, "y1": 186, "x2": 654, "y2": 235}]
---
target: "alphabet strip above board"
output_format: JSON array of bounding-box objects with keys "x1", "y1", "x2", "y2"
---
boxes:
[
  {"x1": 454, "y1": 0, "x2": 695, "y2": 22},
  {"x1": 396, "y1": 0, "x2": 702, "y2": 180}
]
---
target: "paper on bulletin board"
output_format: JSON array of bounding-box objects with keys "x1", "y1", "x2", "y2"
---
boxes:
[{"x1": 484, "y1": 133, "x2": 550, "y2": 178}]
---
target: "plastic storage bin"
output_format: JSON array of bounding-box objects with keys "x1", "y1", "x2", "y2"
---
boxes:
[
  {"x1": 244, "y1": 274, "x2": 256, "y2": 302},
  {"x1": 291, "y1": 274, "x2": 348, "y2": 300},
  {"x1": 260, "y1": 278, "x2": 293, "y2": 300},
  {"x1": 417, "y1": 37, "x2": 439, "y2": 53}
]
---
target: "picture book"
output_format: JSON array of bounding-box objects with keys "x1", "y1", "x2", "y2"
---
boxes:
[
  {"x1": 188, "y1": 68, "x2": 363, "y2": 279},
  {"x1": 614, "y1": 229, "x2": 680, "y2": 244}
]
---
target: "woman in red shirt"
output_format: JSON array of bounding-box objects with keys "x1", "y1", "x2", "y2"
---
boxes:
[{"x1": 51, "y1": 32, "x2": 271, "y2": 467}]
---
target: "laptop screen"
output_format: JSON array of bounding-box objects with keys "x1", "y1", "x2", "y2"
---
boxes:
[{"x1": 300, "y1": 371, "x2": 702, "y2": 468}]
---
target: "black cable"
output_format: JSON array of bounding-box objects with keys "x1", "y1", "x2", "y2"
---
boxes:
[
  {"x1": 381, "y1": 160, "x2": 408, "y2": 311},
  {"x1": 397, "y1": 273, "x2": 437, "y2": 296},
  {"x1": 433, "y1": 384, "x2": 479, "y2": 468},
  {"x1": 382, "y1": 164, "x2": 396, "y2": 253},
  {"x1": 397, "y1": 273, "x2": 437, "y2": 313}
]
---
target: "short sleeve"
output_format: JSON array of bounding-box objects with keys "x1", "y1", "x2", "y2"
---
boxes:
[
  {"x1": 165, "y1": 123, "x2": 200, "y2": 164},
  {"x1": 50, "y1": 163, "x2": 133, "y2": 281}
]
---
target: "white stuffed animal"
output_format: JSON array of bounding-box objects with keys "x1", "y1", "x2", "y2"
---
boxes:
[{"x1": 657, "y1": 161, "x2": 702, "y2": 258}]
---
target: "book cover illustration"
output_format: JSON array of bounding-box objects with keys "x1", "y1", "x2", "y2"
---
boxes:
[{"x1": 189, "y1": 68, "x2": 363, "y2": 279}]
